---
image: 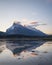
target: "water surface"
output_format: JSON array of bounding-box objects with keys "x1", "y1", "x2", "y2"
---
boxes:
[{"x1": 0, "y1": 39, "x2": 52, "y2": 65}]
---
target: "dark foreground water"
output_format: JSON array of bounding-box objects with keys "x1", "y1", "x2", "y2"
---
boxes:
[{"x1": 0, "y1": 39, "x2": 52, "y2": 65}]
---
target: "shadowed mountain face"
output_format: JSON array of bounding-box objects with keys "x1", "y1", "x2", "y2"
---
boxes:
[
  {"x1": 6, "y1": 22, "x2": 46, "y2": 36},
  {"x1": 0, "y1": 31, "x2": 6, "y2": 37},
  {"x1": 0, "y1": 31, "x2": 5, "y2": 35}
]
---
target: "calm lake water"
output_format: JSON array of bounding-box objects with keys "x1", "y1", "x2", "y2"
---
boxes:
[{"x1": 0, "y1": 39, "x2": 52, "y2": 65}]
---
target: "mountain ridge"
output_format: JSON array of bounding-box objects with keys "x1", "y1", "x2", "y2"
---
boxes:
[{"x1": 6, "y1": 22, "x2": 46, "y2": 36}]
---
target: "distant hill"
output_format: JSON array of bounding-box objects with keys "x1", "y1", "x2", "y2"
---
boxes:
[
  {"x1": 0, "y1": 31, "x2": 6, "y2": 38},
  {"x1": 0, "y1": 31, "x2": 5, "y2": 35}
]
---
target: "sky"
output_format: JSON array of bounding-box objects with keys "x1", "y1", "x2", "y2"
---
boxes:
[{"x1": 0, "y1": 0, "x2": 52, "y2": 34}]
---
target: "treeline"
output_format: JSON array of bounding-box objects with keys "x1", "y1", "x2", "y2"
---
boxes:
[{"x1": 0, "y1": 34, "x2": 52, "y2": 41}]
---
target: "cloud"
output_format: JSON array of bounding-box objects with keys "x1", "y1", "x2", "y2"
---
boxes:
[
  {"x1": 30, "y1": 22, "x2": 38, "y2": 24},
  {"x1": 29, "y1": 21, "x2": 47, "y2": 27},
  {"x1": 21, "y1": 18, "x2": 28, "y2": 22}
]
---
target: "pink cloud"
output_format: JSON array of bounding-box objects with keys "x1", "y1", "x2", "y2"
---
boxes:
[{"x1": 30, "y1": 22, "x2": 38, "y2": 24}]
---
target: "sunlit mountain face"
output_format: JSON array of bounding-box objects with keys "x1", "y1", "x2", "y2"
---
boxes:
[{"x1": 6, "y1": 22, "x2": 46, "y2": 36}]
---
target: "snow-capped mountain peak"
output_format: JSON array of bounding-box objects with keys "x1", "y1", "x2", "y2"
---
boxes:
[{"x1": 6, "y1": 22, "x2": 46, "y2": 36}]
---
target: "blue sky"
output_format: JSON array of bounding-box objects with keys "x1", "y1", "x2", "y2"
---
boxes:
[{"x1": 0, "y1": 0, "x2": 52, "y2": 34}]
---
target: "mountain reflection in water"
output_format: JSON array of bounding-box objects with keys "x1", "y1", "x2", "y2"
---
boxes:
[{"x1": 0, "y1": 39, "x2": 52, "y2": 65}]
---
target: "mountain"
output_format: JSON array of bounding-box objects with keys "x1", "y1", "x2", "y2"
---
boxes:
[
  {"x1": 6, "y1": 22, "x2": 46, "y2": 36},
  {"x1": 0, "y1": 31, "x2": 5, "y2": 36}
]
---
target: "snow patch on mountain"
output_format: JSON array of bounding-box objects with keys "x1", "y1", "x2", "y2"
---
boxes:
[{"x1": 6, "y1": 22, "x2": 46, "y2": 36}]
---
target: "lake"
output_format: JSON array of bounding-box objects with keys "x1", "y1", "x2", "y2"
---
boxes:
[{"x1": 0, "y1": 39, "x2": 52, "y2": 65}]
